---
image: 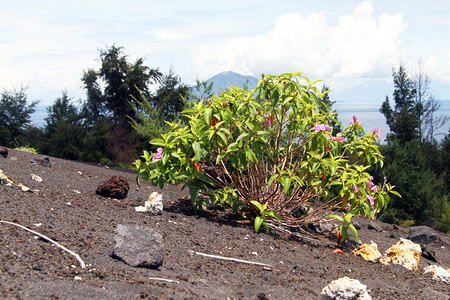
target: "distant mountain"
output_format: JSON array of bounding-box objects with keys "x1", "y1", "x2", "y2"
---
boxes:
[{"x1": 206, "y1": 71, "x2": 258, "y2": 95}]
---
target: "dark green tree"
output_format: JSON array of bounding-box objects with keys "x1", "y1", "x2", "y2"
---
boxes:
[
  {"x1": 441, "y1": 130, "x2": 450, "y2": 191},
  {"x1": 41, "y1": 91, "x2": 84, "y2": 160},
  {"x1": 128, "y1": 91, "x2": 167, "y2": 151},
  {"x1": 150, "y1": 68, "x2": 190, "y2": 123},
  {"x1": 380, "y1": 64, "x2": 418, "y2": 144},
  {"x1": 319, "y1": 84, "x2": 341, "y2": 135},
  {"x1": 81, "y1": 45, "x2": 162, "y2": 162},
  {"x1": 376, "y1": 64, "x2": 449, "y2": 231},
  {"x1": 0, "y1": 87, "x2": 38, "y2": 147}
]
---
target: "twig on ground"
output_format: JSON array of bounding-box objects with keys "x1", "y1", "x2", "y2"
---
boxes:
[
  {"x1": 0, "y1": 220, "x2": 86, "y2": 269},
  {"x1": 148, "y1": 277, "x2": 179, "y2": 284},
  {"x1": 189, "y1": 250, "x2": 274, "y2": 270}
]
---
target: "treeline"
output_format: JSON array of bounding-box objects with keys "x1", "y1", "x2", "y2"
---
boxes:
[
  {"x1": 0, "y1": 45, "x2": 213, "y2": 165},
  {"x1": 374, "y1": 63, "x2": 449, "y2": 231},
  {"x1": 0, "y1": 47, "x2": 448, "y2": 231}
]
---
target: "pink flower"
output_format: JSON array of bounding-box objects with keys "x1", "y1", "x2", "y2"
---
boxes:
[
  {"x1": 367, "y1": 194, "x2": 375, "y2": 207},
  {"x1": 264, "y1": 115, "x2": 271, "y2": 127},
  {"x1": 312, "y1": 124, "x2": 331, "y2": 132},
  {"x1": 370, "y1": 185, "x2": 378, "y2": 191},
  {"x1": 330, "y1": 132, "x2": 345, "y2": 142},
  {"x1": 350, "y1": 115, "x2": 360, "y2": 125},
  {"x1": 352, "y1": 185, "x2": 359, "y2": 193},
  {"x1": 152, "y1": 147, "x2": 163, "y2": 160},
  {"x1": 373, "y1": 128, "x2": 380, "y2": 138}
]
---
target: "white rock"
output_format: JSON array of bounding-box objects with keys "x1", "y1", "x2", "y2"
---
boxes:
[
  {"x1": 135, "y1": 206, "x2": 147, "y2": 212},
  {"x1": 135, "y1": 192, "x2": 164, "y2": 214},
  {"x1": 380, "y1": 238, "x2": 422, "y2": 271},
  {"x1": 19, "y1": 184, "x2": 31, "y2": 192},
  {"x1": 145, "y1": 192, "x2": 163, "y2": 215},
  {"x1": 423, "y1": 265, "x2": 450, "y2": 283},
  {"x1": 30, "y1": 174, "x2": 42, "y2": 182},
  {"x1": 321, "y1": 276, "x2": 372, "y2": 300}
]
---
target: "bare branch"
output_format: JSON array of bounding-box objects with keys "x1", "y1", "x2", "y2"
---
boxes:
[
  {"x1": 189, "y1": 250, "x2": 273, "y2": 270},
  {"x1": 0, "y1": 220, "x2": 86, "y2": 269}
]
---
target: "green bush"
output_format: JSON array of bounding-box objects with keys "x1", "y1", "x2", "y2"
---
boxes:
[{"x1": 135, "y1": 72, "x2": 398, "y2": 240}]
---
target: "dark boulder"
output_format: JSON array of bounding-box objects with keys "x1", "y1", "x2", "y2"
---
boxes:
[
  {"x1": 368, "y1": 220, "x2": 383, "y2": 232},
  {"x1": 408, "y1": 226, "x2": 439, "y2": 244},
  {"x1": 0, "y1": 147, "x2": 8, "y2": 158},
  {"x1": 96, "y1": 175, "x2": 130, "y2": 199},
  {"x1": 31, "y1": 157, "x2": 51, "y2": 167}
]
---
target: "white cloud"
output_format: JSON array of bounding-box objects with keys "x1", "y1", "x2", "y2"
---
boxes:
[
  {"x1": 192, "y1": 1, "x2": 406, "y2": 81},
  {"x1": 422, "y1": 54, "x2": 450, "y2": 83}
]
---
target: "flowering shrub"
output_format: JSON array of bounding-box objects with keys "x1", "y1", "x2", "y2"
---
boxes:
[{"x1": 134, "y1": 72, "x2": 399, "y2": 239}]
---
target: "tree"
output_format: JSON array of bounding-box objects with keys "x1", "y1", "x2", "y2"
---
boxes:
[
  {"x1": 81, "y1": 45, "x2": 162, "y2": 162},
  {"x1": 380, "y1": 64, "x2": 418, "y2": 144},
  {"x1": 376, "y1": 63, "x2": 450, "y2": 231},
  {"x1": 411, "y1": 59, "x2": 449, "y2": 142},
  {"x1": 41, "y1": 91, "x2": 84, "y2": 160},
  {"x1": 82, "y1": 45, "x2": 162, "y2": 124},
  {"x1": 150, "y1": 68, "x2": 190, "y2": 123},
  {"x1": 128, "y1": 91, "x2": 167, "y2": 150},
  {"x1": 319, "y1": 85, "x2": 341, "y2": 135},
  {"x1": 189, "y1": 79, "x2": 214, "y2": 103},
  {"x1": 0, "y1": 87, "x2": 38, "y2": 147}
]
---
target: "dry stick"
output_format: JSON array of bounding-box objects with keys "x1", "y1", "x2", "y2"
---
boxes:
[
  {"x1": 0, "y1": 220, "x2": 86, "y2": 269},
  {"x1": 189, "y1": 250, "x2": 274, "y2": 270},
  {"x1": 148, "y1": 277, "x2": 179, "y2": 284}
]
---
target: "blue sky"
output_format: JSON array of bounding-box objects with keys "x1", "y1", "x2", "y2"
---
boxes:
[{"x1": 1, "y1": 0, "x2": 450, "y2": 105}]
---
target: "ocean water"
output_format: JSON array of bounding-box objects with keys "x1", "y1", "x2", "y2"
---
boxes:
[
  {"x1": 30, "y1": 99, "x2": 449, "y2": 142},
  {"x1": 335, "y1": 99, "x2": 450, "y2": 142}
]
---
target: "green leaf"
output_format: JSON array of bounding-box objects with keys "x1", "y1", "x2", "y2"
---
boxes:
[
  {"x1": 390, "y1": 190, "x2": 402, "y2": 198},
  {"x1": 216, "y1": 151, "x2": 227, "y2": 164},
  {"x1": 217, "y1": 131, "x2": 228, "y2": 145},
  {"x1": 281, "y1": 177, "x2": 292, "y2": 194},
  {"x1": 171, "y1": 151, "x2": 181, "y2": 161},
  {"x1": 150, "y1": 138, "x2": 165, "y2": 146},
  {"x1": 268, "y1": 174, "x2": 279, "y2": 189},
  {"x1": 189, "y1": 186, "x2": 200, "y2": 205},
  {"x1": 250, "y1": 200, "x2": 264, "y2": 213},
  {"x1": 348, "y1": 223, "x2": 359, "y2": 241},
  {"x1": 328, "y1": 214, "x2": 344, "y2": 222},
  {"x1": 254, "y1": 216, "x2": 264, "y2": 233},
  {"x1": 340, "y1": 226, "x2": 349, "y2": 241},
  {"x1": 226, "y1": 142, "x2": 239, "y2": 153},
  {"x1": 192, "y1": 141, "x2": 203, "y2": 161},
  {"x1": 158, "y1": 176, "x2": 165, "y2": 189},
  {"x1": 236, "y1": 132, "x2": 249, "y2": 142},
  {"x1": 265, "y1": 210, "x2": 282, "y2": 221},
  {"x1": 197, "y1": 173, "x2": 216, "y2": 188},
  {"x1": 205, "y1": 107, "x2": 212, "y2": 126},
  {"x1": 162, "y1": 153, "x2": 169, "y2": 165}
]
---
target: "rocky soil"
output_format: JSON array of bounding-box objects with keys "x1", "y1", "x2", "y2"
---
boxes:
[{"x1": 0, "y1": 148, "x2": 449, "y2": 299}]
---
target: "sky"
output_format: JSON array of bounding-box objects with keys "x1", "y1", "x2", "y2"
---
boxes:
[{"x1": 1, "y1": 0, "x2": 450, "y2": 106}]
